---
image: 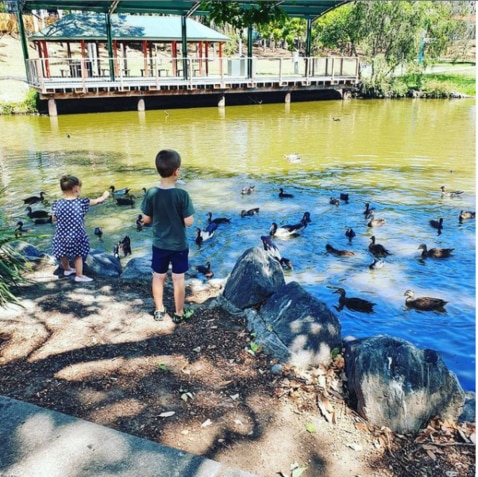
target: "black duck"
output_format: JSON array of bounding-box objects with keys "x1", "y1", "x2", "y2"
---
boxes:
[
  {"x1": 325, "y1": 244, "x2": 355, "y2": 257},
  {"x1": 206, "y1": 211, "x2": 231, "y2": 225},
  {"x1": 25, "y1": 206, "x2": 50, "y2": 219},
  {"x1": 340, "y1": 193, "x2": 349, "y2": 203},
  {"x1": 429, "y1": 217, "x2": 444, "y2": 231},
  {"x1": 334, "y1": 288, "x2": 376, "y2": 313},
  {"x1": 109, "y1": 185, "x2": 131, "y2": 196},
  {"x1": 362, "y1": 202, "x2": 375, "y2": 216},
  {"x1": 116, "y1": 195, "x2": 136, "y2": 206},
  {"x1": 197, "y1": 261, "x2": 214, "y2": 279},
  {"x1": 369, "y1": 258, "x2": 385, "y2": 270},
  {"x1": 278, "y1": 188, "x2": 294, "y2": 199},
  {"x1": 270, "y1": 213, "x2": 309, "y2": 238},
  {"x1": 94, "y1": 227, "x2": 103, "y2": 241},
  {"x1": 345, "y1": 227, "x2": 356, "y2": 242},
  {"x1": 23, "y1": 191, "x2": 47, "y2": 205},
  {"x1": 34, "y1": 216, "x2": 52, "y2": 225},
  {"x1": 368, "y1": 235, "x2": 391, "y2": 258},
  {"x1": 329, "y1": 197, "x2": 340, "y2": 206},
  {"x1": 260, "y1": 235, "x2": 293, "y2": 270},
  {"x1": 241, "y1": 208, "x2": 260, "y2": 217},
  {"x1": 418, "y1": 244, "x2": 454, "y2": 258},
  {"x1": 404, "y1": 290, "x2": 447, "y2": 311},
  {"x1": 195, "y1": 222, "x2": 217, "y2": 245}
]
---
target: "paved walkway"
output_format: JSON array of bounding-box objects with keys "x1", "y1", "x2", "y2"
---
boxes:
[{"x1": 0, "y1": 396, "x2": 256, "y2": 477}]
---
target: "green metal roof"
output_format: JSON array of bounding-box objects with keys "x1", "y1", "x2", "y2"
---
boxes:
[
  {"x1": 18, "y1": 1, "x2": 351, "y2": 21},
  {"x1": 29, "y1": 12, "x2": 230, "y2": 41}
]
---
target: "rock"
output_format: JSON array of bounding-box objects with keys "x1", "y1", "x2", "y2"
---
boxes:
[
  {"x1": 252, "y1": 281, "x2": 342, "y2": 367},
  {"x1": 85, "y1": 249, "x2": 122, "y2": 278},
  {"x1": 10, "y1": 240, "x2": 45, "y2": 261},
  {"x1": 459, "y1": 391, "x2": 476, "y2": 423},
  {"x1": 120, "y1": 256, "x2": 151, "y2": 283},
  {"x1": 344, "y1": 334, "x2": 466, "y2": 434},
  {"x1": 223, "y1": 246, "x2": 285, "y2": 309}
]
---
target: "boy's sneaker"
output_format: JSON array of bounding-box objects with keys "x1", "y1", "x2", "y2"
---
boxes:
[
  {"x1": 153, "y1": 309, "x2": 167, "y2": 321},
  {"x1": 75, "y1": 275, "x2": 93, "y2": 282},
  {"x1": 172, "y1": 308, "x2": 194, "y2": 324},
  {"x1": 64, "y1": 269, "x2": 75, "y2": 276}
]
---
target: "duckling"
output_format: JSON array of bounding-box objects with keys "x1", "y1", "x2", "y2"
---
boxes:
[
  {"x1": 197, "y1": 261, "x2": 214, "y2": 279},
  {"x1": 195, "y1": 222, "x2": 217, "y2": 245},
  {"x1": 34, "y1": 216, "x2": 52, "y2": 225},
  {"x1": 114, "y1": 236, "x2": 132, "y2": 258},
  {"x1": 270, "y1": 213, "x2": 309, "y2": 238},
  {"x1": 368, "y1": 235, "x2": 391, "y2": 258},
  {"x1": 329, "y1": 197, "x2": 340, "y2": 206},
  {"x1": 334, "y1": 288, "x2": 376, "y2": 313},
  {"x1": 345, "y1": 227, "x2": 356, "y2": 242},
  {"x1": 429, "y1": 217, "x2": 444, "y2": 231},
  {"x1": 340, "y1": 193, "x2": 349, "y2": 203},
  {"x1": 15, "y1": 221, "x2": 32, "y2": 237},
  {"x1": 362, "y1": 202, "x2": 375, "y2": 216},
  {"x1": 325, "y1": 244, "x2": 355, "y2": 257},
  {"x1": 241, "y1": 185, "x2": 255, "y2": 195},
  {"x1": 417, "y1": 244, "x2": 454, "y2": 258},
  {"x1": 440, "y1": 185, "x2": 464, "y2": 198},
  {"x1": 241, "y1": 208, "x2": 260, "y2": 217},
  {"x1": 94, "y1": 227, "x2": 103, "y2": 241},
  {"x1": 369, "y1": 258, "x2": 385, "y2": 270},
  {"x1": 23, "y1": 191, "x2": 47, "y2": 205},
  {"x1": 109, "y1": 185, "x2": 131, "y2": 196},
  {"x1": 459, "y1": 210, "x2": 475, "y2": 222},
  {"x1": 25, "y1": 206, "x2": 50, "y2": 219},
  {"x1": 278, "y1": 188, "x2": 294, "y2": 199},
  {"x1": 404, "y1": 290, "x2": 447, "y2": 311},
  {"x1": 260, "y1": 235, "x2": 293, "y2": 270},
  {"x1": 367, "y1": 212, "x2": 386, "y2": 227},
  {"x1": 135, "y1": 214, "x2": 151, "y2": 231},
  {"x1": 116, "y1": 195, "x2": 136, "y2": 206},
  {"x1": 206, "y1": 211, "x2": 231, "y2": 225}
]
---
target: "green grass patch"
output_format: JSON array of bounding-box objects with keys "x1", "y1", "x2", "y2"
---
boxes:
[{"x1": 423, "y1": 73, "x2": 475, "y2": 97}]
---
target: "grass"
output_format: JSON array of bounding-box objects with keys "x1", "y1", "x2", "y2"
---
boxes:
[{"x1": 422, "y1": 72, "x2": 476, "y2": 97}]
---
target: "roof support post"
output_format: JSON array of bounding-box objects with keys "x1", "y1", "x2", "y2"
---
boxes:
[
  {"x1": 181, "y1": 16, "x2": 188, "y2": 79},
  {"x1": 247, "y1": 26, "x2": 253, "y2": 79},
  {"x1": 105, "y1": 13, "x2": 115, "y2": 80},
  {"x1": 15, "y1": 2, "x2": 31, "y2": 81},
  {"x1": 305, "y1": 17, "x2": 313, "y2": 76}
]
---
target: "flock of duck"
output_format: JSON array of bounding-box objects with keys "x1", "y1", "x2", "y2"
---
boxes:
[{"x1": 15, "y1": 183, "x2": 474, "y2": 314}]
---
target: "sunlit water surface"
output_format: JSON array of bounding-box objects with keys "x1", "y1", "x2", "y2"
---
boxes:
[{"x1": 0, "y1": 98, "x2": 475, "y2": 390}]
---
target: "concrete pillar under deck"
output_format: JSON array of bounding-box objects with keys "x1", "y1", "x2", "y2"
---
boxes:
[
  {"x1": 285, "y1": 93, "x2": 291, "y2": 104},
  {"x1": 138, "y1": 98, "x2": 145, "y2": 112},
  {"x1": 48, "y1": 98, "x2": 57, "y2": 117},
  {"x1": 218, "y1": 96, "x2": 225, "y2": 108}
]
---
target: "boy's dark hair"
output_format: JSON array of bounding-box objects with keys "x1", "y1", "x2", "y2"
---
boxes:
[
  {"x1": 60, "y1": 175, "x2": 81, "y2": 191},
  {"x1": 155, "y1": 149, "x2": 181, "y2": 178}
]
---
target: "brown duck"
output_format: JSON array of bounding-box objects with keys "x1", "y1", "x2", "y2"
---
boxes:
[
  {"x1": 404, "y1": 290, "x2": 447, "y2": 311},
  {"x1": 368, "y1": 236, "x2": 391, "y2": 258},
  {"x1": 418, "y1": 244, "x2": 454, "y2": 258},
  {"x1": 325, "y1": 244, "x2": 355, "y2": 256}
]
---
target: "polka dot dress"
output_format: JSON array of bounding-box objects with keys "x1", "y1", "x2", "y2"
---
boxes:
[{"x1": 51, "y1": 198, "x2": 91, "y2": 260}]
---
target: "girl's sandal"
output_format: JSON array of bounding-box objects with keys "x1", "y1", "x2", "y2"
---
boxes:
[
  {"x1": 153, "y1": 309, "x2": 167, "y2": 321},
  {"x1": 172, "y1": 308, "x2": 194, "y2": 324}
]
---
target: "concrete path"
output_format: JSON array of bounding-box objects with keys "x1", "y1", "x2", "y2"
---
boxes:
[{"x1": 0, "y1": 396, "x2": 257, "y2": 477}]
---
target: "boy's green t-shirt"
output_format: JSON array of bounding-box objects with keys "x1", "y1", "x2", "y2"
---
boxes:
[{"x1": 141, "y1": 186, "x2": 195, "y2": 251}]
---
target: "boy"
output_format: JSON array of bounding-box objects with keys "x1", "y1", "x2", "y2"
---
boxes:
[{"x1": 141, "y1": 149, "x2": 195, "y2": 323}]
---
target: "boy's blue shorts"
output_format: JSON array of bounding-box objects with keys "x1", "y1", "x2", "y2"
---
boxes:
[{"x1": 151, "y1": 246, "x2": 189, "y2": 274}]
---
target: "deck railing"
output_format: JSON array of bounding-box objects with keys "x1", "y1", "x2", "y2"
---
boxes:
[{"x1": 26, "y1": 55, "x2": 360, "y2": 91}]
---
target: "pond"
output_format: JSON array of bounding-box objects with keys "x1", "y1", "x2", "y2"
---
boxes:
[{"x1": 0, "y1": 97, "x2": 475, "y2": 391}]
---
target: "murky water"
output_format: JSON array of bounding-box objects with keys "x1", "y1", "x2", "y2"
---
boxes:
[{"x1": 0, "y1": 98, "x2": 475, "y2": 390}]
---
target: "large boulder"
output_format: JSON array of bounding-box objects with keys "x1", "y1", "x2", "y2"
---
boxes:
[
  {"x1": 344, "y1": 335, "x2": 466, "y2": 434},
  {"x1": 120, "y1": 256, "x2": 152, "y2": 284},
  {"x1": 251, "y1": 281, "x2": 342, "y2": 367},
  {"x1": 223, "y1": 247, "x2": 285, "y2": 309},
  {"x1": 86, "y1": 249, "x2": 122, "y2": 278}
]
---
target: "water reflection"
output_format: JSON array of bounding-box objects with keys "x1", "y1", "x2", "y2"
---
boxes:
[{"x1": 0, "y1": 98, "x2": 475, "y2": 390}]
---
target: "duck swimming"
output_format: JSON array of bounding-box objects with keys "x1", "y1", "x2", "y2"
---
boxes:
[
  {"x1": 241, "y1": 185, "x2": 255, "y2": 195},
  {"x1": 109, "y1": 185, "x2": 131, "y2": 196},
  {"x1": 429, "y1": 217, "x2": 444, "y2": 231},
  {"x1": 440, "y1": 186, "x2": 464, "y2": 198},
  {"x1": 34, "y1": 216, "x2": 52, "y2": 225},
  {"x1": 206, "y1": 211, "x2": 231, "y2": 225},
  {"x1": 329, "y1": 197, "x2": 340, "y2": 206},
  {"x1": 334, "y1": 288, "x2": 376, "y2": 313},
  {"x1": 195, "y1": 222, "x2": 218, "y2": 245},
  {"x1": 197, "y1": 261, "x2": 214, "y2": 279},
  {"x1": 25, "y1": 206, "x2": 50, "y2": 219},
  {"x1": 241, "y1": 208, "x2": 260, "y2": 217},
  {"x1": 362, "y1": 202, "x2": 375, "y2": 216},
  {"x1": 340, "y1": 193, "x2": 349, "y2": 203},
  {"x1": 417, "y1": 244, "x2": 454, "y2": 258},
  {"x1": 270, "y1": 212, "x2": 309, "y2": 238},
  {"x1": 94, "y1": 227, "x2": 103, "y2": 241},
  {"x1": 116, "y1": 195, "x2": 136, "y2": 206},
  {"x1": 367, "y1": 212, "x2": 386, "y2": 227},
  {"x1": 23, "y1": 191, "x2": 47, "y2": 205},
  {"x1": 345, "y1": 227, "x2": 356, "y2": 242},
  {"x1": 368, "y1": 235, "x2": 391, "y2": 257},
  {"x1": 325, "y1": 244, "x2": 355, "y2": 257},
  {"x1": 278, "y1": 188, "x2": 294, "y2": 199},
  {"x1": 459, "y1": 210, "x2": 475, "y2": 222},
  {"x1": 404, "y1": 290, "x2": 447, "y2": 311},
  {"x1": 15, "y1": 221, "x2": 32, "y2": 237},
  {"x1": 369, "y1": 258, "x2": 385, "y2": 270}
]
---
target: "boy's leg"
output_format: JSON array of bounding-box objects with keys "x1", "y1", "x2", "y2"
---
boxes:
[
  {"x1": 152, "y1": 271, "x2": 167, "y2": 312},
  {"x1": 171, "y1": 272, "x2": 185, "y2": 316}
]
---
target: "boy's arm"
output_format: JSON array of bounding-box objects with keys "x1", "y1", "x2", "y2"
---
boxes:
[
  {"x1": 142, "y1": 214, "x2": 152, "y2": 225},
  {"x1": 184, "y1": 215, "x2": 194, "y2": 227}
]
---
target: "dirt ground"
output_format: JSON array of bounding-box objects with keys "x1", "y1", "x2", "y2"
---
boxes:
[{"x1": 0, "y1": 259, "x2": 475, "y2": 477}]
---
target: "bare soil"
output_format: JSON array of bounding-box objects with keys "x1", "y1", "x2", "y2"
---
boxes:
[{"x1": 0, "y1": 259, "x2": 475, "y2": 477}]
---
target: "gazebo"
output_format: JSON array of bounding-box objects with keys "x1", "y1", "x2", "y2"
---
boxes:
[{"x1": 29, "y1": 12, "x2": 230, "y2": 79}]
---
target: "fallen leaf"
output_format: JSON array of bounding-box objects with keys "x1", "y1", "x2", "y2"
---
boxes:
[
  {"x1": 306, "y1": 422, "x2": 316, "y2": 433},
  {"x1": 159, "y1": 411, "x2": 175, "y2": 418}
]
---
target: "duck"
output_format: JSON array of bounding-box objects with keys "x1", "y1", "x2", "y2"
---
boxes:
[
  {"x1": 25, "y1": 206, "x2": 50, "y2": 219},
  {"x1": 345, "y1": 227, "x2": 356, "y2": 242},
  {"x1": 241, "y1": 208, "x2": 260, "y2": 217},
  {"x1": 270, "y1": 212, "x2": 309, "y2": 238},
  {"x1": 362, "y1": 202, "x2": 375, "y2": 216},
  {"x1": 34, "y1": 216, "x2": 52, "y2": 225},
  {"x1": 15, "y1": 221, "x2": 32, "y2": 237},
  {"x1": 260, "y1": 235, "x2": 293, "y2": 270},
  {"x1": 241, "y1": 185, "x2": 255, "y2": 195},
  {"x1": 367, "y1": 212, "x2": 386, "y2": 227},
  {"x1": 417, "y1": 244, "x2": 454, "y2": 258},
  {"x1": 440, "y1": 186, "x2": 464, "y2": 198},
  {"x1": 404, "y1": 290, "x2": 447, "y2": 311},
  {"x1": 284, "y1": 153, "x2": 301, "y2": 163},
  {"x1": 136, "y1": 214, "x2": 151, "y2": 231},
  {"x1": 325, "y1": 244, "x2": 355, "y2": 257},
  {"x1": 368, "y1": 235, "x2": 391, "y2": 257},
  {"x1": 429, "y1": 217, "x2": 444, "y2": 231},
  {"x1": 459, "y1": 210, "x2": 475, "y2": 222},
  {"x1": 114, "y1": 236, "x2": 132, "y2": 258},
  {"x1": 329, "y1": 197, "x2": 340, "y2": 206},
  {"x1": 94, "y1": 227, "x2": 103, "y2": 241},
  {"x1": 109, "y1": 185, "x2": 131, "y2": 196},
  {"x1": 195, "y1": 222, "x2": 218, "y2": 245},
  {"x1": 206, "y1": 211, "x2": 231, "y2": 225},
  {"x1": 369, "y1": 258, "x2": 385, "y2": 270},
  {"x1": 278, "y1": 188, "x2": 294, "y2": 199},
  {"x1": 197, "y1": 261, "x2": 214, "y2": 279},
  {"x1": 334, "y1": 288, "x2": 376, "y2": 313},
  {"x1": 116, "y1": 195, "x2": 136, "y2": 206},
  {"x1": 23, "y1": 191, "x2": 47, "y2": 205},
  {"x1": 340, "y1": 193, "x2": 349, "y2": 203}
]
